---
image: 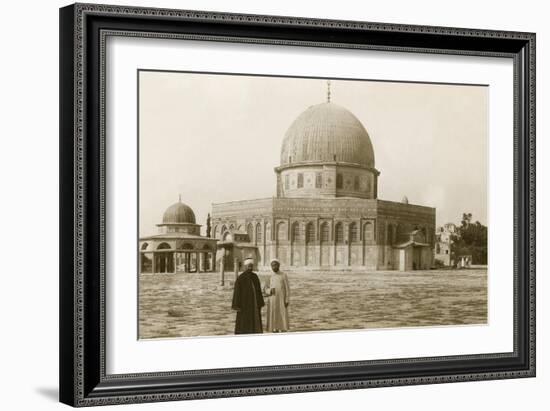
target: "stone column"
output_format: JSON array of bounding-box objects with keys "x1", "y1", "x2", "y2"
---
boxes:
[
  {"x1": 347, "y1": 224, "x2": 351, "y2": 266},
  {"x1": 332, "y1": 219, "x2": 336, "y2": 266},
  {"x1": 152, "y1": 252, "x2": 156, "y2": 274},
  {"x1": 200, "y1": 252, "x2": 205, "y2": 272},
  {"x1": 319, "y1": 229, "x2": 323, "y2": 267},
  {"x1": 287, "y1": 217, "x2": 291, "y2": 241},
  {"x1": 304, "y1": 224, "x2": 309, "y2": 267},
  {"x1": 361, "y1": 220, "x2": 365, "y2": 266},
  {"x1": 270, "y1": 243, "x2": 276, "y2": 264},
  {"x1": 220, "y1": 249, "x2": 225, "y2": 286},
  {"x1": 211, "y1": 252, "x2": 216, "y2": 272},
  {"x1": 301, "y1": 233, "x2": 307, "y2": 266},
  {"x1": 197, "y1": 252, "x2": 201, "y2": 273},
  {"x1": 261, "y1": 219, "x2": 269, "y2": 266}
]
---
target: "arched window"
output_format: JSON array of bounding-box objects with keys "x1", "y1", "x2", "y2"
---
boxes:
[
  {"x1": 306, "y1": 222, "x2": 315, "y2": 243},
  {"x1": 212, "y1": 225, "x2": 219, "y2": 239},
  {"x1": 246, "y1": 223, "x2": 253, "y2": 242},
  {"x1": 297, "y1": 173, "x2": 304, "y2": 188},
  {"x1": 315, "y1": 172, "x2": 322, "y2": 188},
  {"x1": 364, "y1": 222, "x2": 374, "y2": 241},
  {"x1": 229, "y1": 224, "x2": 235, "y2": 230},
  {"x1": 291, "y1": 222, "x2": 301, "y2": 242},
  {"x1": 180, "y1": 243, "x2": 193, "y2": 250},
  {"x1": 335, "y1": 222, "x2": 344, "y2": 244},
  {"x1": 320, "y1": 222, "x2": 330, "y2": 242},
  {"x1": 202, "y1": 244, "x2": 211, "y2": 250},
  {"x1": 255, "y1": 223, "x2": 262, "y2": 245},
  {"x1": 141, "y1": 242, "x2": 149, "y2": 251},
  {"x1": 221, "y1": 225, "x2": 227, "y2": 235},
  {"x1": 336, "y1": 173, "x2": 343, "y2": 189},
  {"x1": 157, "y1": 242, "x2": 171, "y2": 250},
  {"x1": 277, "y1": 222, "x2": 287, "y2": 241},
  {"x1": 349, "y1": 223, "x2": 358, "y2": 242}
]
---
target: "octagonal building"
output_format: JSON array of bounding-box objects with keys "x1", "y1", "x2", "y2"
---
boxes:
[{"x1": 211, "y1": 88, "x2": 435, "y2": 272}]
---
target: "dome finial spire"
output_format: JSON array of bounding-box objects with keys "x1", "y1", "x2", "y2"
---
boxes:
[
  {"x1": 178, "y1": 194, "x2": 181, "y2": 203},
  {"x1": 326, "y1": 79, "x2": 331, "y2": 103}
]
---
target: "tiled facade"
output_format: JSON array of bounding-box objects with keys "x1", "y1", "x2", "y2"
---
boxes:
[{"x1": 212, "y1": 198, "x2": 435, "y2": 271}]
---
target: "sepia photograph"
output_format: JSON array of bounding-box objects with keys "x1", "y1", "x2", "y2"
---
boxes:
[{"x1": 137, "y1": 71, "x2": 488, "y2": 339}]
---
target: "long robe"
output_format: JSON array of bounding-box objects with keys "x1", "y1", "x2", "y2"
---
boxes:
[
  {"x1": 265, "y1": 271, "x2": 290, "y2": 332},
  {"x1": 231, "y1": 271, "x2": 265, "y2": 334}
]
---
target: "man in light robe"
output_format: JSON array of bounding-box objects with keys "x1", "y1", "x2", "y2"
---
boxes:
[
  {"x1": 264, "y1": 258, "x2": 290, "y2": 332},
  {"x1": 231, "y1": 258, "x2": 264, "y2": 334}
]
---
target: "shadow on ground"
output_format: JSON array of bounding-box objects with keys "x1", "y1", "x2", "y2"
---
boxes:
[{"x1": 35, "y1": 387, "x2": 58, "y2": 402}]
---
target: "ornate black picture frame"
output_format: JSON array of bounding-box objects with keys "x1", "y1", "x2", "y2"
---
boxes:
[{"x1": 59, "y1": 3, "x2": 535, "y2": 407}]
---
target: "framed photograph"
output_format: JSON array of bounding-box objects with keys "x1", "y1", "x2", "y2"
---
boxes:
[{"x1": 59, "y1": 3, "x2": 535, "y2": 407}]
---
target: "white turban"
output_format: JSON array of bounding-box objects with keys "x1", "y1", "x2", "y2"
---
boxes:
[
  {"x1": 243, "y1": 258, "x2": 254, "y2": 266},
  {"x1": 270, "y1": 258, "x2": 280, "y2": 264}
]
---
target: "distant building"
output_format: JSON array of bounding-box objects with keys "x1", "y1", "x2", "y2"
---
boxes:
[
  {"x1": 139, "y1": 199, "x2": 218, "y2": 274},
  {"x1": 457, "y1": 255, "x2": 472, "y2": 269},
  {"x1": 211, "y1": 86, "x2": 436, "y2": 272},
  {"x1": 434, "y1": 223, "x2": 457, "y2": 266}
]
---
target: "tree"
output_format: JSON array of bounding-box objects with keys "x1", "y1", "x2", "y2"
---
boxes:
[
  {"x1": 450, "y1": 213, "x2": 487, "y2": 265},
  {"x1": 206, "y1": 213, "x2": 212, "y2": 238}
]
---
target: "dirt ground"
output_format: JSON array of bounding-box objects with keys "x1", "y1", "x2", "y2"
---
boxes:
[{"x1": 138, "y1": 268, "x2": 487, "y2": 339}]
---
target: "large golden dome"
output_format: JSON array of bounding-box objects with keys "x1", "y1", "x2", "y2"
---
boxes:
[{"x1": 280, "y1": 102, "x2": 375, "y2": 169}]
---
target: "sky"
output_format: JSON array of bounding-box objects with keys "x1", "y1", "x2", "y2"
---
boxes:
[{"x1": 139, "y1": 71, "x2": 487, "y2": 237}]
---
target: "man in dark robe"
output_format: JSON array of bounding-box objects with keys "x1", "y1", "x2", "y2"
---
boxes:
[{"x1": 231, "y1": 258, "x2": 265, "y2": 334}]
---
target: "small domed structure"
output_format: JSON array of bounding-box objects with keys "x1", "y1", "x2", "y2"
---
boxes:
[
  {"x1": 162, "y1": 200, "x2": 196, "y2": 224},
  {"x1": 156, "y1": 197, "x2": 200, "y2": 235},
  {"x1": 402, "y1": 196, "x2": 409, "y2": 204},
  {"x1": 280, "y1": 102, "x2": 375, "y2": 168},
  {"x1": 139, "y1": 197, "x2": 218, "y2": 275}
]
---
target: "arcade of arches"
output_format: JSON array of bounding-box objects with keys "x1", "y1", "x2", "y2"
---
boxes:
[
  {"x1": 140, "y1": 241, "x2": 216, "y2": 274},
  {"x1": 211, "y1": 208, "x2": 434, "y2": 271}
]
